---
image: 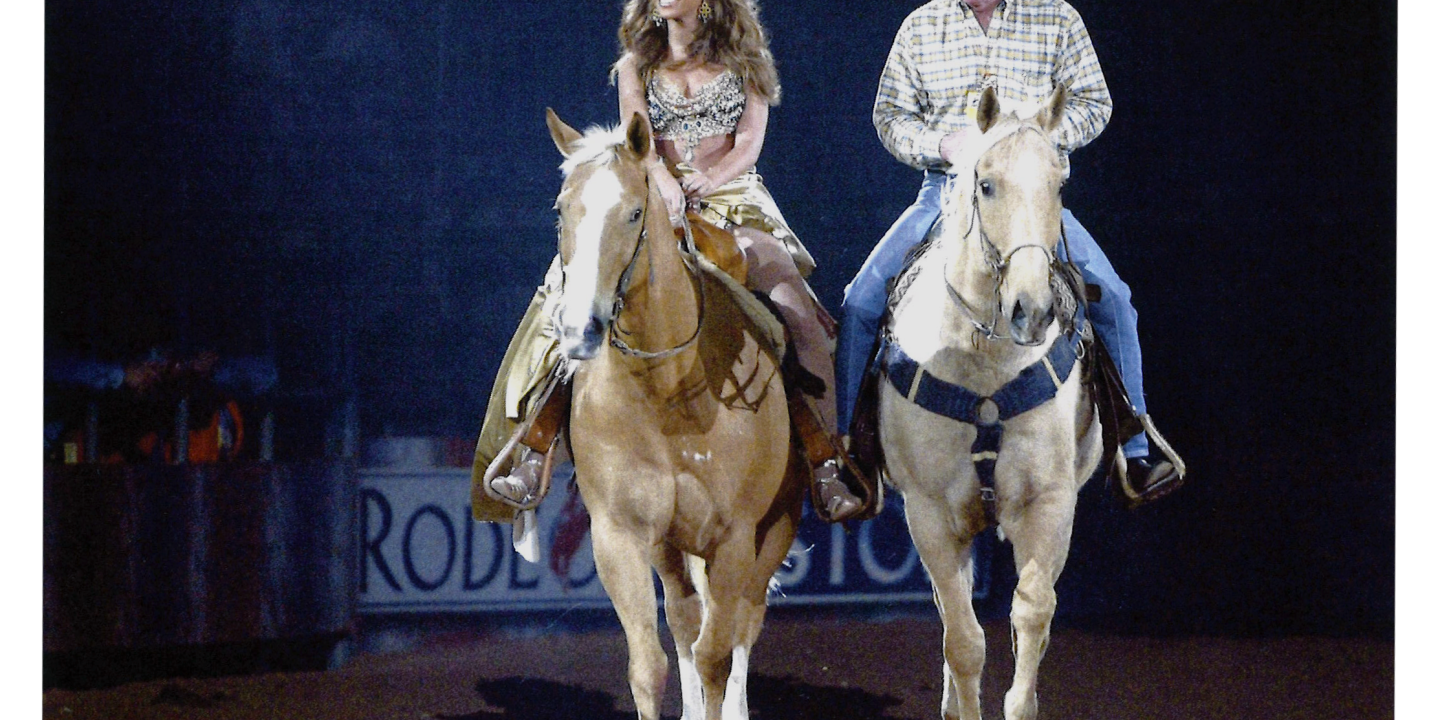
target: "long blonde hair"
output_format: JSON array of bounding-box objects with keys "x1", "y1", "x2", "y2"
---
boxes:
[{"x1": 612, "y1": 0, "x2": 781, "y2": 105}]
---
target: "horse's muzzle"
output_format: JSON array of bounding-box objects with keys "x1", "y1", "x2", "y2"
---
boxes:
[
  {"x1": 560, "y1": 315, "x2": 607, "y2": 360},
  {"x1": 1008, "y1": 292, "x2": 1055, "y2": 347}
]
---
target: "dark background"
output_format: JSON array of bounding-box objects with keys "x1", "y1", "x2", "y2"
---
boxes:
[{"x1": 44, "y1": 0, "x2": 1396, "y2": 636}]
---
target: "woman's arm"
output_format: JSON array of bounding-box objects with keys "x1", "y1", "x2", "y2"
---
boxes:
[
  {"x1": 616, "y1": 53, "x2": 688, "y2": 220},
  {"x1": 680, "y1": 88, "x2": 768, "y2": 200}
]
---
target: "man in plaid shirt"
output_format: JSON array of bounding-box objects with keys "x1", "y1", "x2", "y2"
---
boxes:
[{"x1": 836, "y1": 0, "x2": 1181, "y2": 497}]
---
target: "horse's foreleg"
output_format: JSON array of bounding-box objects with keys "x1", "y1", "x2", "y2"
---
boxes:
[
  {"x1": 903, "y1": 495, "x2": 984, "y2": 720},
  {"x1": 716, "y1": 500, "x2": 798, "y2": 720},
  {"x1": 693, "y1": 534, "x2": 760, "y2": 720},
  {"x1": 656, "y1": 544, "x2": 706, "y2": 720},
  {"x1": 998, "y1": 489, "x2": 1076, "y2": 720},
  {"x1": 591, "y1": 519, "x2": 669, "y2": 720}
]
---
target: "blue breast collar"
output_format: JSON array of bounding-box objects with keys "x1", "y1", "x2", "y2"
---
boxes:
[{"x1": 881, "y1": 326, "x2": 1084, "y2": 526}]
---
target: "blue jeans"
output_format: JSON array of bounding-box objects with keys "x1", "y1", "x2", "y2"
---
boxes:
[{"x1": 836, "y1": 173, "x2": 1151, "y2": 458}]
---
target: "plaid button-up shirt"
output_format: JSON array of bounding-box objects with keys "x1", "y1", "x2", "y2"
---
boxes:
[{"x1": 873, "y1": 0, "x2": 1112, "y2": 176}]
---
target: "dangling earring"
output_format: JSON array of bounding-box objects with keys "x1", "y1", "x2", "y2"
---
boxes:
[
  {"x1": 698, "y1": 0, "x2": 712, "y2": 23},
  {"x1": 651, "y1": 9, "x2": 663, "y2": 26}
]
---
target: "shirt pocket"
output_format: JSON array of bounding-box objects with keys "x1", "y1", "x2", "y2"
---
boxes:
[{"x1": 997, "y1": 66, "x2": 1054, "y2": 108}]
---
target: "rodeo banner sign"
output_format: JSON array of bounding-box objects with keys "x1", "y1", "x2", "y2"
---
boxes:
[{"x1": 358, "y1": 467, "x2": 990, "y2": 613}]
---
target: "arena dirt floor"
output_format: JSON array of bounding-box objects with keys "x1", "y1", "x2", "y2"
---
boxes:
[{"x1": 42, "y1": 607, "x2": 1392, "y2": 720}]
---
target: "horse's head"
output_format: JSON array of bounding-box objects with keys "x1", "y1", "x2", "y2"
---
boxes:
[
  {"x1": 949, "y1": 86, "x2": 1069, "y2": 347},
  {"x1": 546, "y1": 108, "x2": 656, "y2": 360}
]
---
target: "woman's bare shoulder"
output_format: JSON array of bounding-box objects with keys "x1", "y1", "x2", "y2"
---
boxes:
[{"x1": 615, "y1": 52, "x2": 642, "y2": 77}]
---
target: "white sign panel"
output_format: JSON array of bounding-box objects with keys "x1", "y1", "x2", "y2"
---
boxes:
[{"x1": 357, "y1": 468, "x2": 989, "y2": 613}]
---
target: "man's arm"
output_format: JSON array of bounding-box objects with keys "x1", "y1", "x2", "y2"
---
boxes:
[
  {"x1": 1052, "y1": 8, "x2": 1113, "y2": 156},
  {"x1": 873, "y1": 27, "x2": 947, "y2": 170}
]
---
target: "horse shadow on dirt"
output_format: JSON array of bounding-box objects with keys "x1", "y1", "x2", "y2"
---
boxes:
[{"x1": 437, "y1": 674, "x2": 921, "y2": 720}]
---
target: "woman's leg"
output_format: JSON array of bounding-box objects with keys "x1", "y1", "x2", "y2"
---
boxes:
[
  {"x1": 473, "y1": 262, "x2": 565, "y2": 513},
  {"x1": 733, "y1": 227, "x2": 837, "y2": 433},
  {"x1": 733, "y1": 227, "x2": 861, "y2": 520}
]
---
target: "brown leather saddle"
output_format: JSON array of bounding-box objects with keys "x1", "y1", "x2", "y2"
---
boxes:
[{"x1": 486, "y1": 211, "x2": 881, "y2": 521}]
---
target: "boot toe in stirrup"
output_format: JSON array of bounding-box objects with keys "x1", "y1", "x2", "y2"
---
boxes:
[
  {"x1": 1122, "y1": 456, "x2": 1182, "y2": 507},
  {"x1": 814, "y1": 458, "x2": 862, "y2": 522},
  {"x1": 490, "y1": 451, "x2": 544, "y2": 505}
]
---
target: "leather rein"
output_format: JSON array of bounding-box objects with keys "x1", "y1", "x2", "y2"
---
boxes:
[
  {"x1": 943, "y1": 150, "x2": 1080, "y2": 346},
  {"x1": 603, "y1": 173, "x2": 706, "y2": 361}
]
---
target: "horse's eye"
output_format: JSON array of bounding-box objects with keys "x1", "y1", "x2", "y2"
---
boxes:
[
  {"x1": 979, "y1": 180, "x2": 995, "y2": 197},
  {"x1": 630, "y1": 207, "x2": 643, "y2": 223}
]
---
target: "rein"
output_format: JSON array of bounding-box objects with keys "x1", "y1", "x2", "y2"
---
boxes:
[
  {"x1": 888, "y1": 122, "x2": 1094, "y2": 527},
  {"x1": 605, "y1": 175, "x2": 706, "y2": 361},
  {"x1": 943, "y1": 163, "x2": 1080, "y2": 345}
]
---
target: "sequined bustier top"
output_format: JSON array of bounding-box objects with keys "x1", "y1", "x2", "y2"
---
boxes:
[{"x1": 647, "y1": 69, "x2": 746, "y2": 162}]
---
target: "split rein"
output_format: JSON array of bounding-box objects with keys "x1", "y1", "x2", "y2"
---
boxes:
[{"x1": 603, "y1": 175, "x2": 706, "y2": 361}]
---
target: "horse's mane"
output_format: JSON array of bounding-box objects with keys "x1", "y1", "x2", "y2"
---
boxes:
[{"x1": 559, "y1": 124, "x2": 631, "y2": 178}]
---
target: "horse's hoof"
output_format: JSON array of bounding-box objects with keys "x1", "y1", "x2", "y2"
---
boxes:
[{"x1": 1003, "y1": 688, "x2": 1038, "y2": 720}]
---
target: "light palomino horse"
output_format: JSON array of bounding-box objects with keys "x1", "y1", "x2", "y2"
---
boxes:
[
  {"x1": 544, "y1": 108, "x2": 805, "y2": 720},
  {"x1": 879, "y1": 87, "x2": 1103, "y2": 720}
]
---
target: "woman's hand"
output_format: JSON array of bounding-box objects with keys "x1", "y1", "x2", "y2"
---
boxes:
[
  {"x1": 680, "y1": 170, "x2": 718, "y2": 201},
  {"x1": 652, "y1": 167, "x2": 687, "y2": 224}
]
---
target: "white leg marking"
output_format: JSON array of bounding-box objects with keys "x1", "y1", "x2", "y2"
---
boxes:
[
  {"x1": 678, "y1": 654, "x2": 704, "y2": 720},
  {"x1": 721, "y1": 646, "x2": 749, "y2": 720}
]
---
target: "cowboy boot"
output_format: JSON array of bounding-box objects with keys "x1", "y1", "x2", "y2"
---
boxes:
[
  {"x1": 788, "y1": 388, "x2": 874, "y2": 523},
  {"x1": 1084, "y1": 333, "x2": 1186, "y2": 509},
  {"x1": 485, "y1": 373, "x2": 572, "y2": 510},
  {"x1": 490, "y1": 446, "x2": 547, "y2": 505},
  {"x1": 813, "y1": 456, "x2": 862, "y2": 521}
]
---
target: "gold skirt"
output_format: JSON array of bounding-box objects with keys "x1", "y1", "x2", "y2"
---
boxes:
[
  {"x1": 470, "y1": 166, "x2": 814, "y2": 521},
  {"x1": 682, "y1": 165, "x2": 815, "y2": 278}
]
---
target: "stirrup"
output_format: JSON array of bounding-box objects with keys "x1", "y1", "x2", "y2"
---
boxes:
[
  {"x1": 490, "y1": 447, "x2": 546, "y2": 506},
  {"x1": 787, "y1": 389, "x2": 880, "y2": 522},
  {"x1": 813, "y1": 457, "x2": 863, "y2": 522},
  {"x1": 482, "y1": 372, "x2": 571, "y2": 511},
  {"x1": 1113, "y1": 414, "x2": 1187, "y2": 509}
]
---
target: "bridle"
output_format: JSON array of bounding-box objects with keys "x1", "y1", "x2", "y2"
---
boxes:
[
  {"x1": 564, "y1": 170, "x2": 705, "y2": 361},
  {"x1": 942, "y1": 128, "x2": 1078, "y2": 345}
]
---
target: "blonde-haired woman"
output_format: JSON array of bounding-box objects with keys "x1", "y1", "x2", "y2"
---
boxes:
[{"x1": 473, "y1": 0, "x2": 870, "y2": 523}]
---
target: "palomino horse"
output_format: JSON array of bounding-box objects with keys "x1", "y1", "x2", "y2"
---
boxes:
[
  {"x1": 544, "y1": 108, "x2": 805, "y2": 720},
  {"x1": 878, "y1": 87, "x2": 1103, "y2": 720}
]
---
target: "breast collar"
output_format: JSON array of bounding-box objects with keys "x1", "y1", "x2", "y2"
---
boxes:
[{"x1": 879, "y1": 319, "x2": 1084, "y2": 526}]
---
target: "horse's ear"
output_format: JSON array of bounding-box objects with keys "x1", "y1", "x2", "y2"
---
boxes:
[
  {"x1": 622, "y1": 111, "x2": 652, "y2": 161},
  {"x1": 976, "y1": 87, "x2": 1002, "y2": 134},
  {"x1": 1033, "y1": 85, "x2": 1068, "y2": 135},
  {"x1": 546, "y1": 107, "x2": 583, "y2": 157}
]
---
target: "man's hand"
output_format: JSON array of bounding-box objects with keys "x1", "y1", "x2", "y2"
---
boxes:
[{"x1": 940, "y1": 126, "x2": 975, "y2": 165}]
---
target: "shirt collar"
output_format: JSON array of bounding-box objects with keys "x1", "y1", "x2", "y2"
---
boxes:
[{"x1": 956, "y1": 0, "x2": 1010, "y2": 16}]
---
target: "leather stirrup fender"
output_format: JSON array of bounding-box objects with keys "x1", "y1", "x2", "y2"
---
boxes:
[
  {"x1": 788, "y1": 389, "x2": 881, "y2": 523},
  {"x1": 483, "y1": 370, "x2": 571, "y2": 511},
  {"x1": 1084, "y1": 333, "x2": 1186, "y2": 507},
  {"x1": 838, "y1": 335, "x2": 889, "y2": 522}
]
